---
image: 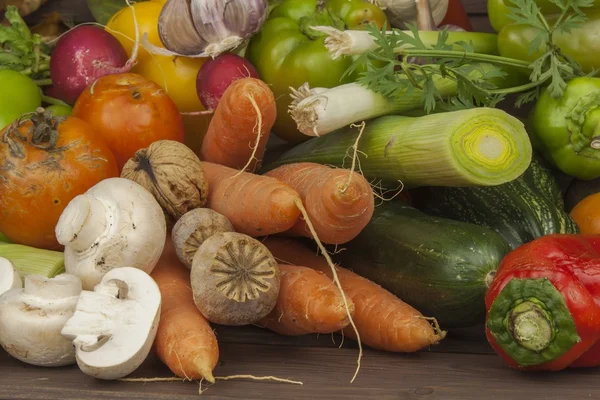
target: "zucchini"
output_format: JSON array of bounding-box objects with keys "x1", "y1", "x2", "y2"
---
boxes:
[
  {"x1": 412, "y1": 156, "x2": 579, "y2": 250},
  {"x1": 337, "y1": 201, "x2": 509, "y2": 328}
]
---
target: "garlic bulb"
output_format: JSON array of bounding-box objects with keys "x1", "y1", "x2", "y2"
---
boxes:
[{"x1": 146, "y1": 0, "x2": 269, "y2": 58}]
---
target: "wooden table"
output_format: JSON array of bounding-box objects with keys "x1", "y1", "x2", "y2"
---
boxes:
[
  {"x1": 2, "y1": 324, "x2": 598, "y2": 400},
  {"x1": 2, "y1": 1, "x2": 598, "y2": 399}
]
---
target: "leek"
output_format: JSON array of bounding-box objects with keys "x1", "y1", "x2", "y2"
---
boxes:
[
  {"x1": 264, "y1": 108, "x2": 533, "y2": 187},
  {"x1": 0, "y1": 244, "x2": 65, "y2": 278},
  {"x1": 313, "y1": 26, "x2": 499, "y2": 60}
]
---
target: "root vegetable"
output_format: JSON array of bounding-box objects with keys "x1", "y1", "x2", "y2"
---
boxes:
[
  {"x1": 265, "y1": 163, "x2": 375, "y2": 245},
  {"x1": 191, "y1": 232, "x2": 280, "y2": 326},
  {"x1": 202, "y1": 162, "x2": 301, "y2": 236},
  {"x1": 258, "y1": 264, "x2": 354, "y2": 336},
  {"x1": 55, "y1": 178, "x2": 167, "y2": 290},
  {"x1": 0, "y1": 258, "x2": 21, "y2": 296},
  {"x1": 61, "y1": 267, "x2": 161, "y2": 380},
  {"x1": 263, "y1": 237, "x2": 446, "y2": 352},
  {"x1": 151, "y1": 238, "x2": 219, "y2": 383},
  {"x1": 200, "y1": 77, "x2": 276, "y2": 172},
  {"x1": 0, "y1": 274, "x2": 82, "y2": 367},
  {"x1": 172, "y1": 208, "x2": 235, "y2": 269},
  {"x1": 50, "y1": 25, "x2": 132, "y2": 104},
  {"x1": 196, "y1": 53, "x2": 260, "y2": 111},
  {"x1": 121, "y1": 140, "x2": 209, "y2": 224}
]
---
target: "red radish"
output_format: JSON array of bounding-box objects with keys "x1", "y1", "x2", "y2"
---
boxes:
[
  {"x1": 196, "y1": 53, "x2": 259, "y2": 111},
  {"x1": 50, "y1": 26, "x2": 136, "y2": 104}
]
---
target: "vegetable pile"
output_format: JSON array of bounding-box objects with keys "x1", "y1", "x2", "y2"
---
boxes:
[{"x1": 2, "y1": 0, "x2": 600, "y2": 388}]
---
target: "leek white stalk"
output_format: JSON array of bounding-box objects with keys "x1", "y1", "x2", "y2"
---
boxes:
[
  {"x1": 0, "y1": 244, "x2": 65, "y2": 278},
  {"x1": 311, "y1": 26, "x2": 498, "y2": 60},
  {"x1": 289, "y1": 83, "x2": 400, "y2": 137}
]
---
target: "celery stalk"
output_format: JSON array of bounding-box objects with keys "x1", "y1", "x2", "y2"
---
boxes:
[
  {"x1": 0, "y1": 244, "x2": 65, "y2": 278},
  {"x1": 263, "y1": 108, "x2": 533, "y2": 187}
]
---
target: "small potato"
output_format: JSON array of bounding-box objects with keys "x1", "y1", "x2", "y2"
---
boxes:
[{"x1": 191, "y1": 232, "x2": 280, "y2": 326}]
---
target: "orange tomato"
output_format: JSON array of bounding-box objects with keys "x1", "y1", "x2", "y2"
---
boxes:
[
  {"x1": 570, "y1": 192, "x2": 600, "y2": 234},
  {"x1": 72, "y1": 73, "x2": 185, "y2": 170},
  {"x1": 0, "y1": 112, "x2": 118, "y2": 249}
]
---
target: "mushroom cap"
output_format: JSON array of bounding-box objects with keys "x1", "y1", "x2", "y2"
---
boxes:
[
  {"x1": 57, "y1": 177, "x2": 167, "y2": 290},
  {"x1": 61, "y1": 267, "x2": 161, "y2": 380},
  {"x1": 0, "y1": 257, "x2": 22, "y2": 295},
  {"x1": 0, "y1": 274, "x2": 81, "y2": 367}
]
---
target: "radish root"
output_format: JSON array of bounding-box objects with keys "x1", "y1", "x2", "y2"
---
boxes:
[
  {"x1": 121, "y1": 375, "x2": 303, "y2": 385},
  {"x1": 233, "y1": 93, "x2": 263, "y2": 177},
  {"x1": 341, "y1": 121, "x2": 366, "y2": 193},
  {"x1": 293, "y1": 199, "x2": 363, "y2": 383}
]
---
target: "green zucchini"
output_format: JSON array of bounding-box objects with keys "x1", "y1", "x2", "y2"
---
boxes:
[
  {"x1": 412, "y1": 156, "x2": 579, "y2": 250},
  {"x1": 337, "y1": 201, "x2": 510, "y2": 329}
]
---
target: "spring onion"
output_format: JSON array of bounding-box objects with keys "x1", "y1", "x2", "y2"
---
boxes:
[
  {"x1": 0, "y1": 244, "x2": 65, "y2": 278},
  {"x1": 264, "y1": 108, "x2": 533, "y2": 187},
  {"x1": 312, "y1": 26, "x2": 499, "y2": 60}
]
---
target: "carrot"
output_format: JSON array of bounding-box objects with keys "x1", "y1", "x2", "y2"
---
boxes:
[
  {"x1": 151, "y1": 238, "x2": 219, "y2": 383},
  {"x1": 265, "y1": 163, "x2": 374, "y2": 244},
  {"x1": 202, "y1": 161, "x2": 301, "y2": 236},
  {"x1": 258, "y1": 264, "x2": 354, "y2": 336},
  {"x1": 262, "y1": 237, "x2": 446, "y2": 352},
  {"x1": 200, "y1": 77, "x2": 276, "y2": 173},
  {"x1": 203, "y1": 161, "x2": 363, "y2": 382}
]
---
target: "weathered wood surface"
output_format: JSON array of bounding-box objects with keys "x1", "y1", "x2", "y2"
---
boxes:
[{"x1": 2, "y1": 1, "x2": 593, "y2": 400}]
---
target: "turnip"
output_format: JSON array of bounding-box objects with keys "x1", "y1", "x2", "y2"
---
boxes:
[
  {"x1": 196, "y1": 53, "x2": 259, "y2": 111},
  {"x1": 50, "y1": 24, "x2": 139, "y2": 104}
]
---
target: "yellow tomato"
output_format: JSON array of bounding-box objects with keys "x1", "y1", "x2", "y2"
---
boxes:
[
  {"x1": 106, "y1": 1, "x2": 163, "y2": 64},
  {"x1": 151, "y1": 0, "x2": 167, "y2": 4}
]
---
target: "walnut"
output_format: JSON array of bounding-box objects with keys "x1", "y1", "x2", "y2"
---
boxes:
[{"x1": 121, "y1": 140, "x2": 208, "y2": 224}]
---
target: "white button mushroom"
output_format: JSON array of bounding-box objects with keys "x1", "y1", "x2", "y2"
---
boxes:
[
  {"x1": 0, "y1": 257, "x2": 22, "y2": 295},
  {"x1": 55, "y1": 177, "x2": 167, "y2": 290},
  {"x1": 0, "y1": 273, "x2": 82, "y2": 367},
  {"x1": 61, "y1": 267, "x2": 161, "y2": 380}
]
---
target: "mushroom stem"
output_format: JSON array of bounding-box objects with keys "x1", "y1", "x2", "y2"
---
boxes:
[{"x1": 55, "y1": 194, "x2": 108, "y2": 253}]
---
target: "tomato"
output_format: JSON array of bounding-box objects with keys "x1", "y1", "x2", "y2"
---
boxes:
[
  {"x1": 0, "y1": 70, "x2": 42, "y2": 129},
  {"x1": 72, "y1": 73, "x2": 185, "y2": 170},
  {"x1": 106, "y1": 1, "x2": 164, "y2": 65},
  {"x1": 106, "y1": 2, "x2": 211, "y2": 150},
  {"x1": 0, "y1": 111, "x2": 118, "y2": 250}
]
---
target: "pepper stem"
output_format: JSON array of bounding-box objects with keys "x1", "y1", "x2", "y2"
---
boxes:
[{"x1": 506, "y1": 300, "x2": 553, "y2": 352}]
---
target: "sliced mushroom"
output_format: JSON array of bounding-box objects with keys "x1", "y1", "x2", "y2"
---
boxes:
[{"x1": 61, "y1": 267, "x2": 161, "y2": 380}]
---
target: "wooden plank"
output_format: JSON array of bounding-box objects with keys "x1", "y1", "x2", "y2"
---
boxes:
[{"x1": 0, "y1": 341, "x2": 597, "y2": 400}]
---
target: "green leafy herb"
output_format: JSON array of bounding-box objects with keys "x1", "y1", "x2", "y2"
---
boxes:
[
  {"x1": 349, "y1": 0, "x2": 593, "y2": 113},
  {"x1": 0, "y1": 6, "x2": 52, "y2": 80}
]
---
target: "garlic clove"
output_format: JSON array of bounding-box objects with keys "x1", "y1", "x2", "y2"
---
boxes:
[{"x1": 158, "y1": 0, "x2": 207, "y2": 56}]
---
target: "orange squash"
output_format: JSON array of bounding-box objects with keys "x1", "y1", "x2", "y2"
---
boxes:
[{"x1": 570, "y1": 192, "x2": 600, "y2": 234}]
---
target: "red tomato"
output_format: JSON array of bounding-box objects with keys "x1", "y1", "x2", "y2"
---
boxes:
[{"x1": 72, "y1": 73, "x2": 185, "y2": 170}]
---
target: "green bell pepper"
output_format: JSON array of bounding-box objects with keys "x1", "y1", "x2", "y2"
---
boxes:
[
  {"x1": 246, "y1": 0, "x2": 387, "y2": 143},
  {"x1": 487, "y1": 0, "x2": 600, "y2": 32},
  {"x1": 528, "y1": 77, "x2": 600, "y2": 180},
  {"x1": 497, "y1": 10, "x2": 600, "y2": 74}
]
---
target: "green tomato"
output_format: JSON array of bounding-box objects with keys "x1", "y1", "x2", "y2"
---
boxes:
[
  {"x1": 498, "y1": 10, "x2": 600, "y2": 74},
  {"x1": 0, "y1": 70, "x2": 42, "y2": 130},
  {"x1": 528, "y1": 77, "x2": 600, "y2": 180},
  {"x1": 246, "y1": 0, "x2": 387, "y2": 143},
  {"x1": 45, "y1": 104, "x2": 73, "y2": 117}
]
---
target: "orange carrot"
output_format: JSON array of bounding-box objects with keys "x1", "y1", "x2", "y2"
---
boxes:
[
  {"x1": 151, "y1": 238, "x2": 219, "y2": 383},
  {"x1": 200, "y1": 78, "x2": 276, "y2": 172},
  {"x1": 265, "y1": 163, "x2": 375, "y2": 244},
  {"x1": 258, "y1": 264, "x2": 354, "y2": 336},
  {"x1": 263, "y1": 237, "x2": 446, "y2": 352},
  {"x1": 202, "y1": 161, "x2": 301, "y2": 236}
]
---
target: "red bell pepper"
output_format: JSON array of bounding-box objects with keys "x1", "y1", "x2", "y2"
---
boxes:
[{"x1": 485, "y1": 234, "x2": 600, "y2": 371}]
